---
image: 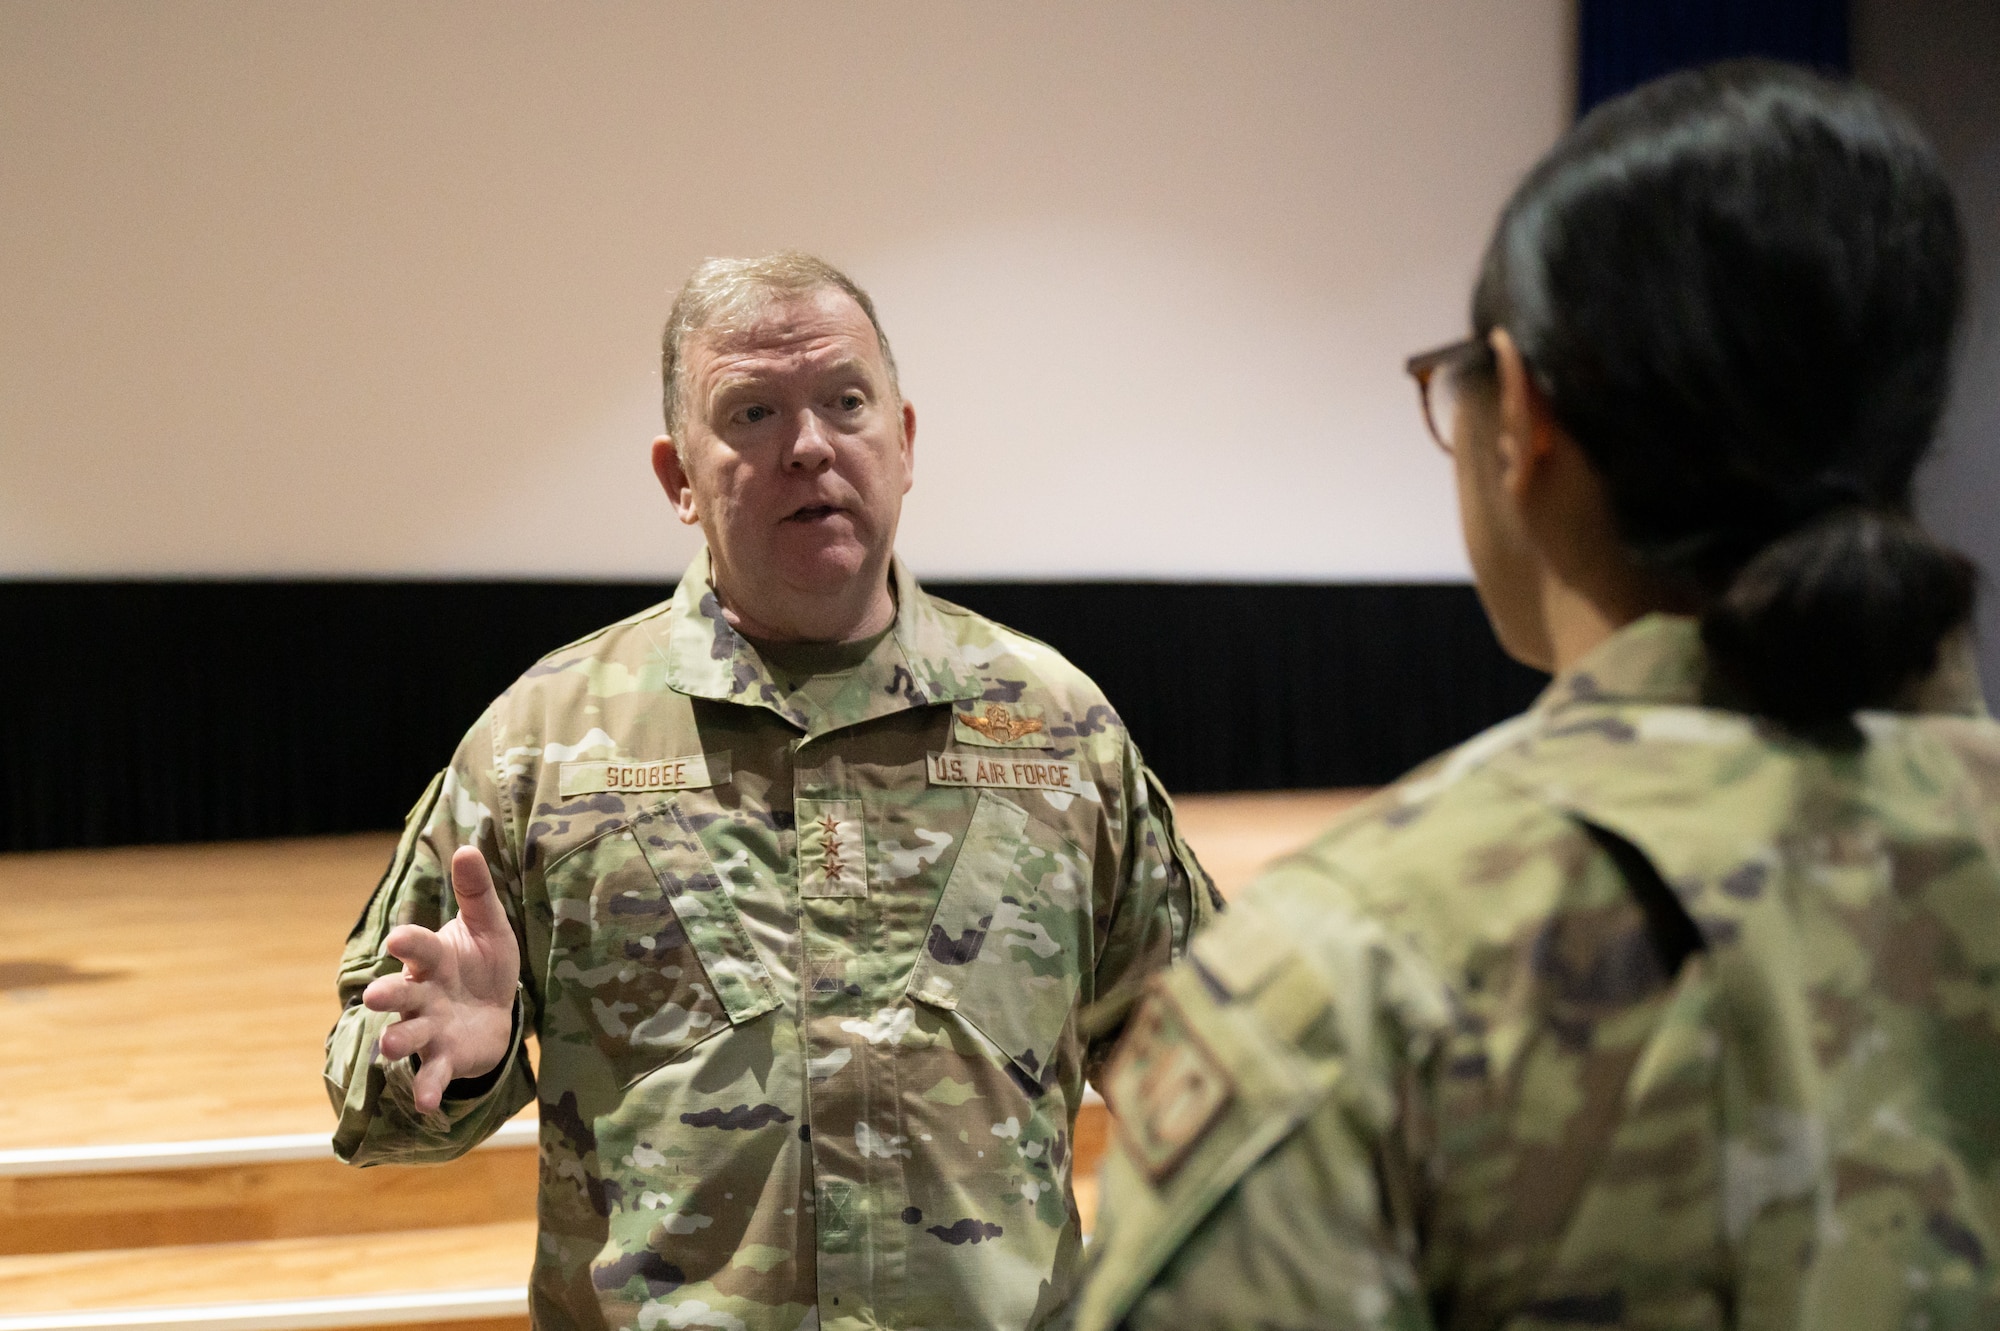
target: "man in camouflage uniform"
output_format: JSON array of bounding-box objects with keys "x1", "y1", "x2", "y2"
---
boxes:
[{"x1": 326, "y1": 252, "x2": 1215, "y2": 1331}]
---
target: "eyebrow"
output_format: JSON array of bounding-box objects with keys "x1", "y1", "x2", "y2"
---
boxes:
[
  {"x1": 816, "y1": 357, "x2": 875, "y2": 383},
  {"x1": 708, "y1": 357, "x2": 879, "y2": 403}
]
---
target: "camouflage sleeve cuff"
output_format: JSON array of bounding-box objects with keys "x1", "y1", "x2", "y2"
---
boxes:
[{"x1": 327, "y1": 986, "x2": 534, "y2": 1166}]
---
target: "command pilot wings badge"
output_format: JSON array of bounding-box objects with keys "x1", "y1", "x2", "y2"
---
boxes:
[{"x1": 959, "y1": 703, "x2": 1045, "y2": 744}]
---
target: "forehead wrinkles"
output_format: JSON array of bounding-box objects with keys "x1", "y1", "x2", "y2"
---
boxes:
[
  {"x1": 702, "y1": 337, "x2": 864, "y2": 392},
  {"x1": 696, "y1": 314, "x2": 879, "y2": 393},
  {"x1": 705, "y1": 290, "x2": 863, "y2": 354}
]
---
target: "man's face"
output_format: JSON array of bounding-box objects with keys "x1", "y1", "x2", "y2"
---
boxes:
[{"x1": 656, "y1": 288, "x2": 915, "y2": 636}]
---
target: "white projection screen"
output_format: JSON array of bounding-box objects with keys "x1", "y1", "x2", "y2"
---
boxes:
[{"x1": 0, "y1": 1, "x2": 1570, "y2": 581}]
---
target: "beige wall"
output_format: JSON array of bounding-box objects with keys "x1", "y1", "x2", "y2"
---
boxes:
[{"x1": 0, "y1": 1, "x2": 1569, "y2": 579}]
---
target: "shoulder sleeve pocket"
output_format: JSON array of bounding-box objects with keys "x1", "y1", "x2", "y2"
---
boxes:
[
  {"x1": 1074, "y1": 959, "x2": 1345, "y2": 1331},
  {"x1": 907, "y1": 790, "x2": 1089, "y2": 1091}
]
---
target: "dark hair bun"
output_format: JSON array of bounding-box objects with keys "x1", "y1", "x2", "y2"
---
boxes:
[{"x1": 1701, "y1": 509, "x2": 1975, "y2": 734}]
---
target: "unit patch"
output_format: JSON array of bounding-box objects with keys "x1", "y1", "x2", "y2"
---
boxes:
[
  {"x1": 559, "y1": 752, "x2": 720, "y2": 797},
  {"x1": 928, "y1": 752, "x2": 1084, "y2": 793},
  {"x1": 797, "y1": 798, "x2": 868, "y2": 899},
  {"x1": 1102, "y1": 985, "x2": 1231, "y2": 1183}
]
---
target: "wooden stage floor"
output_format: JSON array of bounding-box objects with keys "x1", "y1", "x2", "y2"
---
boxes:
[
  {"x1": 0, "y1": 788, "x2": 1365, "y2": 1155},
  {"x1": 0, "y1": 790, "x2": 1364, "y2": 1322}
]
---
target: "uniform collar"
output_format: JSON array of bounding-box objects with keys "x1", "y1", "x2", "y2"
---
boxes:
[
  {"x1": 1536, "y1": 612, "x2": 1988, "y2": 719},
  {"x1": 659, "y1": 545, "x2": 986, "y2": 734}
]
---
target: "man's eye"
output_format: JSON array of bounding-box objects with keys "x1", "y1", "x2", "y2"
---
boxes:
[
  {"x1": 740, "y1": 404, "x2": 773, "y2": 423},
  {"x1": 838, "y1": 393, "x2": 864, "y2": 410}
]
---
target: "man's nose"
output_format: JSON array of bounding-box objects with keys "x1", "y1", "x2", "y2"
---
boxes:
[{"x1": 786, "y1": 409, "x2": 836, "y2": 470}]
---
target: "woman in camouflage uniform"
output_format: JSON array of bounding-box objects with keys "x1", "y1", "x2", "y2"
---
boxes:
[{"x1": 1075, "y1": 61, "x2": 2000, "y2": 1331}]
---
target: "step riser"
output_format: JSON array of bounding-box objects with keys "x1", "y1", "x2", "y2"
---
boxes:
[
  {"x1": 0, "y1": 1151, "x2": 537, "y2": 1254},
  {"x1": 1, "y1": 1102, "x2": 1109, "y2": 1254}
]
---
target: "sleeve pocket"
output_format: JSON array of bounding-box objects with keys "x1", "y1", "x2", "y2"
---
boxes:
[{"x1": 907, "y1": 790, "x2": 1088, "y2": 1091}]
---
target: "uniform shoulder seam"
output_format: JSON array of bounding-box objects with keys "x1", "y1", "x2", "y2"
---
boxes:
[
  {"x1": 533, "y1": 597, "x2": 675, "y2": 666},
  {"x1": 927, "y1": 597, "x2": 1092, "y2": 679},
  {"x1": 923, "y1": 594, "x2": 1065, "y2": 655}
]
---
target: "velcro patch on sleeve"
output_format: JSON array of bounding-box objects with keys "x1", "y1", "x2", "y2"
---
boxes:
[
  {"x1": 1102, "y1": 983, "x2": 1232, "y2": 1184},
  {"x1": 559, "y1": 752, "x2": 719, "y2": 797},
  {"x1": 927, "y1": 751, "x2": 1084, "y2": 793}
]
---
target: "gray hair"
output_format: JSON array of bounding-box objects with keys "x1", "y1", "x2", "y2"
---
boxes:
[{"x1": 660, "y1": 251, "x2": 900, "y2": 438}]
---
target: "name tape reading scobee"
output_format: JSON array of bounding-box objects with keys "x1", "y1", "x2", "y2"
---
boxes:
[
  {"x1": 927, "y1": 751, "x2": 1084, "y2": 792},
  {"x1": 560, "y1": 753, "x2": 719, "y2": 797}
]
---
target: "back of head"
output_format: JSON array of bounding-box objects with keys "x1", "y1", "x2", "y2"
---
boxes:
[{"x1": 1473, "y1": 60, "x2": 1974, "y2": 736}]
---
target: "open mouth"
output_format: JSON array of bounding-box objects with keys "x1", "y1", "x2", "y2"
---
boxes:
[{"x1": 785, "y1": 504, "x2": 844, "y2": 523}]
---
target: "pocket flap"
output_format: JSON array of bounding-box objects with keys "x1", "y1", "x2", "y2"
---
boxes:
[
  {"x1": 632, "y1": 801, "x2": 782, "y2": 1026},
  {"x1": 907, "y1": 791, "x2": 1084, "y2": 1089}
]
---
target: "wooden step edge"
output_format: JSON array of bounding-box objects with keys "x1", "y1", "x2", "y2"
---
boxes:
[
  {"x1": 0, "y1": 1120, "x2": 538, "y2": 1178},
  {"x1": 0, "y1": 1091, "x2": 1097, "y2": 1178},
  {"x1": 0, "y1": 1286, "x2": 526, "y2": 1331}
]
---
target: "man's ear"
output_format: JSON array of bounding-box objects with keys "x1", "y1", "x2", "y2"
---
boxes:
[
  {"x1": 652, "y1": 436, "x2": 701, "y2": 525},
  {"x1": 898, "y1": 399, "x2": 917, "y2": 494},
  {"x1": 1490, "y1": 329, "x2": 1559, "y2": 503}
]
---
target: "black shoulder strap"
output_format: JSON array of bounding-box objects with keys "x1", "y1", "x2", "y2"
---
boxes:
[{"x1": 1576, "y1": 818, "x2": 1708, "y2": 978}]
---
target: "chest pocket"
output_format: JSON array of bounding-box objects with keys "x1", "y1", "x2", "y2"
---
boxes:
[
  {"x1": 545, "y1": 802, "x2": 780, "y2": 1088},
  {"x1": 906, "y1": 790, "x2": 1089, "y2": 1091}
]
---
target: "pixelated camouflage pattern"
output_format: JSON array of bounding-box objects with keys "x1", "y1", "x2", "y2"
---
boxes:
[
  {"x1": 326, "y1": 548, "x2": 1214, "y2": 1331},
  {"x1": 1077, "y1": 614, "x2": 2000, "y2": 1331}
]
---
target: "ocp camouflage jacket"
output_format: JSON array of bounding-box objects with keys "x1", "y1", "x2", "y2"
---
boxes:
[
  {"x1": 1078, "y1": 614, "x2": 2000, "y2": 1331},
  {"x1": 326, "y1": 550, "x2": 1215, "y2": 1331}
]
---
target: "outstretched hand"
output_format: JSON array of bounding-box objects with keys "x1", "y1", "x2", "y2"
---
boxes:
[{"x1": 363, "y1": 846, "x2": 520, "y2": 1115}]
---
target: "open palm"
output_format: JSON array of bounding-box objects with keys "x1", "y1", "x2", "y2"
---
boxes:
[{"x1": 362, "y1": 846, "x2": 520, "y2": 1114}]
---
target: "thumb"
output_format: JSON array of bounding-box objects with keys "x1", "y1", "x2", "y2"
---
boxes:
[{"x1": 449, "y1": 846, "x2": 511, "y2": 943}]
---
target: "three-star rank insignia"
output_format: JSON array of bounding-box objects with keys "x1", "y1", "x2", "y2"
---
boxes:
[
  {"x1": 958, "y1": 703, "x2": 1045, "y2": 745},
  {"x1": 796, "y1": 798, "x2": 867, "y2": 899},
  {"x1": 1102, "y1": 982, "x2": 1232, "y2": 1184}
]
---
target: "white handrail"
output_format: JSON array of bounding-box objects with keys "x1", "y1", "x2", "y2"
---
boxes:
[
  {"x1": 0, "y1": 1287, "x2": 528, "y2": 1331},
  {"x1": 0, "y1": 1086, "x2": 1100, "y2": 1178}
]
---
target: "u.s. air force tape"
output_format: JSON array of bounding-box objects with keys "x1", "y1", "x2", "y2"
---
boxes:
[
  {"x1": 927, "y1": 751, "x2": 1083, "y2": 792},
  {"x1": 559, "y1": 752, "x2": 720, "y2": 797}
]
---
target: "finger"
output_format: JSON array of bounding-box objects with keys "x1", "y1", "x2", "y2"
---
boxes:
[
  {"x1": 449, "y1": 847, "x2": 512, "y2": 944},
  {"x1": 376, "y1": 1014, "x2": 435, "y2": 1062},
  {"x1": 384, "y1": 923, "x2": 447, "y2": 979},
  {"x1": 361, "y1": 971, "x2": 427, "y2": 1015},
  {"x1": 412, "y1": 1049, "x2": 455, "y2": 1116}
]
